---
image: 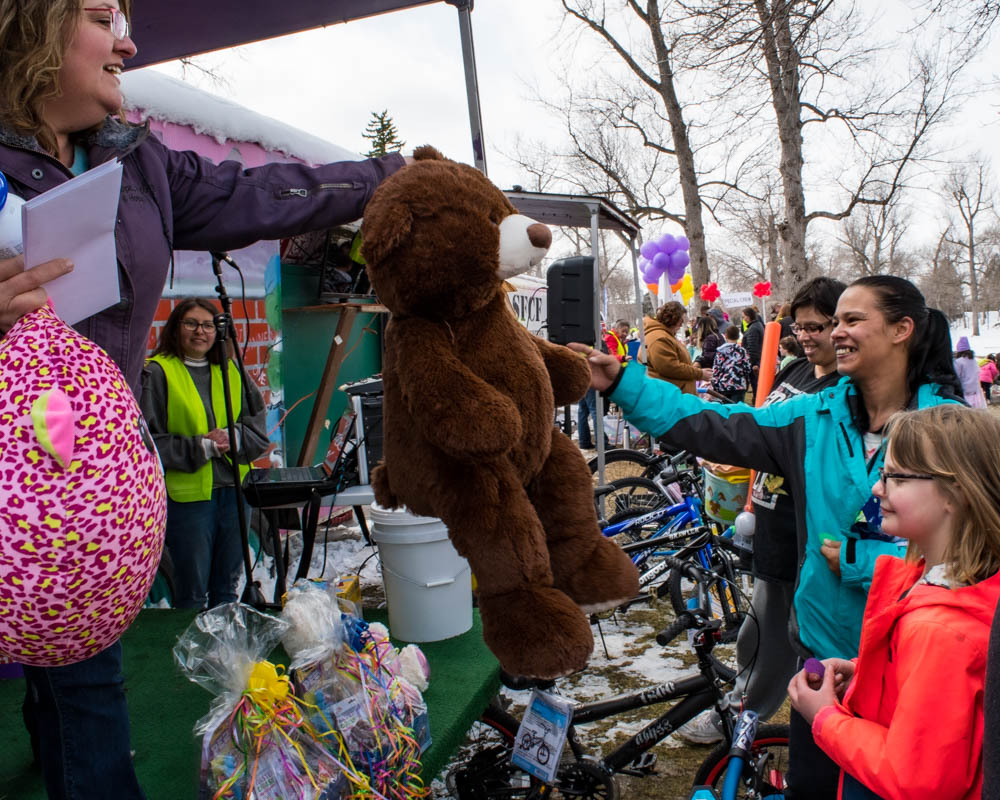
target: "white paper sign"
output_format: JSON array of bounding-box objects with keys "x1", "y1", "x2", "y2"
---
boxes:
[
  {"x1": 510, "y1": 690, "x2": 572, "y2": 784},
  {"x1": 22, "y1": 158, "x2": 123, "y2": 325},
  {"x1": 507, "y1": 286, "x2": 547, "y2": 337},
  {"x1": 721, "y1": 291, "x2": 753, "y2": 309}
]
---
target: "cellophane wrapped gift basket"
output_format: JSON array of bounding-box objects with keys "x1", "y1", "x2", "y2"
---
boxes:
[{"x1": 174, "y1": 580, "x2": 431, "y2": 800}]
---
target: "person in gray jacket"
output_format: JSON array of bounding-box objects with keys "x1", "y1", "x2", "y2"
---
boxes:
[
  {"x1": 0, "y1": 2, "x2": 406, "y2": 797},
  {"x1": 141, "y1": 299, "x2": 269, "y2": 610}
]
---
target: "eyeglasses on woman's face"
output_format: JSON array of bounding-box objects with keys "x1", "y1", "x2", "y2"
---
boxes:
[
  {"x1": 83, "y1": 7, "x2": 131, "y2": 40},
  {"x1": 791, "y1": 320, "x2": 833, "y2": 336},
  {"x1": 181, "y1": 319, "x2": 216, "y2": 333}
]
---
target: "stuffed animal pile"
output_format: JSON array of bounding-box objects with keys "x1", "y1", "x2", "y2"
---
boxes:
[
  {"x1": 0, "y1": 305, "x2": 166, "y2": 666},
  {"x1": 362, "y1": 147, "x2": 638, "y2": 678}
]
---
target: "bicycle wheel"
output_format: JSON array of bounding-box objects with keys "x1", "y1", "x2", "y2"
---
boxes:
[
  {"x1": 692, "y1": 724, "x2": 790, "y2": 797},
  {"x1": 666, "y1": 547, "x2": 752, "y2": 644},
  {"x1": 447, "y1": 701, "x2": 620, "y2": 799},
  {"x1": 598, "y1": 477, "x2": 668, "y2": 533},
  {"x1": 446, "y1": 701, "x2": 527, "y2": 799},
  {"x1": 588, "y1": 449, "x2": 659, "y2": 483}
]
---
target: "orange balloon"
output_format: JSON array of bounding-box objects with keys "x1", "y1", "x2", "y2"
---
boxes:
[{"x1": 646, "y1": 282, "x2": 659, "y2": 294}]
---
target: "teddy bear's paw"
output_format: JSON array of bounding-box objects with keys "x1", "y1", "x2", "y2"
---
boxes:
[
  {"x1": 478, "y1": 588, "x2": 593, "y2": 680},
  {"x1": 371, "y1": 465, "x2": 400, "y2": 508},
  {"x1": 550, "y1": 536, "x2": 640, "y2": 614}
]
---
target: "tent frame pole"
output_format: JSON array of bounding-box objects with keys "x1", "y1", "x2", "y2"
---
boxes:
[{"x1": 447, "y1": 0, "x2": 487, "y2": 174}]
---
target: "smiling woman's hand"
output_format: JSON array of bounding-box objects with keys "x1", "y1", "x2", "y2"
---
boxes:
[
  {"x1": 0, "y1": 255, "x2": 74, "y2": 332},
  {"x1": 567, "y1": 342, "x2": 623, "y2": 391}
]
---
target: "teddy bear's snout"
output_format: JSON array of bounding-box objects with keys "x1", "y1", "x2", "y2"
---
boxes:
[
  {"x1": 498, "y1": 214, "x2": 552, "y2": 278},
  {"x1": 526, "y1": 222, "x2": 552, "y2": 251}
]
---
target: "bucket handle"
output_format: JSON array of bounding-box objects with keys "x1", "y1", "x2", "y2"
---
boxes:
[{"x1": 381, "y1": 562, "x2": 467, "y2": 589}]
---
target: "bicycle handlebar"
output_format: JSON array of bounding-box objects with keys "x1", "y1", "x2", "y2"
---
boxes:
[
  {"x1": 654, "y1": 554, "x2": 717, "y2": 646},
  {"x1": 655, "y1": 611, "x2": 697, "y2": 646},
  {"x1": 658, "y1": 553, "x2": 708, "y2": 583}
]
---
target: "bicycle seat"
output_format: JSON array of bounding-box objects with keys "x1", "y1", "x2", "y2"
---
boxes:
[{"x1": 499, "y1": 669, "x2": 556, "y2": 692}]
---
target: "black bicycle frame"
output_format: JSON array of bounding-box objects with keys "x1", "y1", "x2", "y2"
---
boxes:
[
  {"x1": 559, "y1": 628, "x2": 732, "y2": 775},
  {"x1": 571, "y1": 677, "x2": 718, "y2": 772}
]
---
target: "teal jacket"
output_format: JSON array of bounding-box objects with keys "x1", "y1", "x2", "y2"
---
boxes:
[{"x1": 610, "y1": 362, "x2": 960, "y2": 659}]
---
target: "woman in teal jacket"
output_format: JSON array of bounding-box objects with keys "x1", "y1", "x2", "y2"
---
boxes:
[{"x1": 572, "y1": 275, "x2": 962, "y2": 799}]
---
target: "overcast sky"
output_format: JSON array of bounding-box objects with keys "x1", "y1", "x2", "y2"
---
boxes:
[
  {"x1": 149, "y1": 0, "x2": 1000, "y2": 250},
  {"x1": 150, "y1": 0, "x2": 572, "y2": 191}
]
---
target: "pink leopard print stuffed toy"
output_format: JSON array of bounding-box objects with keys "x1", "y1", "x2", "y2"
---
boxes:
[{"x1": 0, "y1": 305, "x2": 166, "y2": 666}]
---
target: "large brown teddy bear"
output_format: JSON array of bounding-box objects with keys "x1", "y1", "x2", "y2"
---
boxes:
[{"x1": 361, "y1": 147, "x2": 638, "y2": 679}]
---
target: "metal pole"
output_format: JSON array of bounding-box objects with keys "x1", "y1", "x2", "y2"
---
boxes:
[
  {"x1": 589, "y1": 202, "x2": 605, "y2": 484},
  {"x1": 631, "y1": 237, "x2": 647, "y2": 364},
  {"x1": 447, "y1": 0, "x2": 488, "y2": 174},
  {"x1": 209, "y1": 252, "x2": 266, "y2": 610}
]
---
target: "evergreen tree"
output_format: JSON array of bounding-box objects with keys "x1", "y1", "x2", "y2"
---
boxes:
[{"x1": 362, "y1": 110, "x2": 405, "y2": 157}]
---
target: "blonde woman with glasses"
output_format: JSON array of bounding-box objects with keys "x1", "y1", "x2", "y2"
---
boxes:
[
  {"x1": 1, "y1": 2, "x2": 409, "y2": 796},
  {"x1": 789, "y1": 405, "x2": 1000, "y2": 799}
]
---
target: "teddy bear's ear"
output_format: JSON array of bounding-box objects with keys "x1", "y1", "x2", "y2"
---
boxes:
[
  {"x1": 361, "y1": 199, "x2": 413, "y2": 265},
  {"x1": 412, "y1": 145, "x2": 445, "y2": 161}
]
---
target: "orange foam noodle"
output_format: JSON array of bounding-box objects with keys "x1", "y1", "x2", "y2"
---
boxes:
[{"x1": 745, "y1": 320, "x2": 783, "y2": 510}]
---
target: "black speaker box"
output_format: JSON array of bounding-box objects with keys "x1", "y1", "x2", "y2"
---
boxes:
[
  {"x1": 546, "y1": 255, "x2": 596, "y2": 345},
  {"x1": 359, "y1": 395, "x2": 383, "y2": 475}
]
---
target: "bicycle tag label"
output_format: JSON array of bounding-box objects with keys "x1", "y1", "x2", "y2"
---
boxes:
[{"x1": 510, "y1": 690, "x2": 572, "y2": 784}]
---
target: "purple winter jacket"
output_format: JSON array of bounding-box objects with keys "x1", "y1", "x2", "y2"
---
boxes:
[{"x1": 0, "y1": 118, "x2": 405, "y2": 396}]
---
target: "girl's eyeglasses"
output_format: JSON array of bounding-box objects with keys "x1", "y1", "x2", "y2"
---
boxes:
[
  {"x1": 877, "y1": 467, "x2": 935, "y2": 485},
  {"x1": 83, "y1": 8, "x2": 131, "y2": 40}
]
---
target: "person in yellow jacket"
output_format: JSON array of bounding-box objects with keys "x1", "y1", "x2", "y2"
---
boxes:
[{"x1": 140, "y1": 298, "x2": 268, "y2": 609}]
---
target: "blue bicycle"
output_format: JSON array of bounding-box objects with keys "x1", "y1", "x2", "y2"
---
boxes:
[
  {"x1": 595, "y1": 472, "x2": 752, "y2": 648},
  {"x1": 690, "y1": 708, "x2": 788, "y2": 799}
]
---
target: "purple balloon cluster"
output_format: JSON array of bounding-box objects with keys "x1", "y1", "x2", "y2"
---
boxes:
[{"x1": 639, "y1": 233, "x2": 691, "y2": 285}]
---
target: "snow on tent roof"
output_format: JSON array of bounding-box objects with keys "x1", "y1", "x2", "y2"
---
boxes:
[{"x1": 120, "y1": 69, "x2": 361, "y2": 165}]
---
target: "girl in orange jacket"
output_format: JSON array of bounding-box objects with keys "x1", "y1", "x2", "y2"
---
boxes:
[{"x1": 788, "y1": 404, "x2": 1000, "y2": 799}]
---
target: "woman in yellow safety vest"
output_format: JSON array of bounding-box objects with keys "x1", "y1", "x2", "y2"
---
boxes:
[{"x1": 140, "y1": 298, "x2": 268, "y2": 609}]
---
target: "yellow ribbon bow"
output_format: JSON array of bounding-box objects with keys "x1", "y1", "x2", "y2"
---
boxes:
[{"x1": 245, "y1": 661, "x2": 290, "y2": 707}]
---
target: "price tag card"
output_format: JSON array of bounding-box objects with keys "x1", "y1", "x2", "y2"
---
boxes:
[{"x1": 510, "y1": 689, "x2": 572, "y2": 784}]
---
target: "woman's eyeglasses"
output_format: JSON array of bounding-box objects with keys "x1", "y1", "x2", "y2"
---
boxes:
[
  {"x1": 790, "y1": 320, "x2": 833, "y2": 336},
  {"x1": 83, "y1": 7, "x2": 131, "y2": 40},
  {"x1": 877, "y1": 467, "x2": 935, "y2": 486},
  {"x1": 181, "y1": 320, "x2": 216, "y2": 333}
]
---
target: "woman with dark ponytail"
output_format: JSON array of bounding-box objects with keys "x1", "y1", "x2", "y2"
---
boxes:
[
  {"x1": 571, "y1": 275, "x2": 962, "y2": 800},
  {"x1": 848, "y1": 276, "x2": 962, "y2": 413}
]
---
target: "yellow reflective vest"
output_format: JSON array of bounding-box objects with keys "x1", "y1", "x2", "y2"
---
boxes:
[{"x1": 148, "y1": 354, "x2": 248, "y2": 502}]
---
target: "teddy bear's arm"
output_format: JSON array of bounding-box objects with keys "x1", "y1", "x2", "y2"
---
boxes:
[
  {"x1": 389, "y1": 318, "x2": 524, "y2": 458},
  {"x1": 531, "y1": 336, "x2": 593, "y2": 406}
]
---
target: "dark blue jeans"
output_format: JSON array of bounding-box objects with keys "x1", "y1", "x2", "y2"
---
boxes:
[
  {"x1": 22, "y1": 641, "x2": 145, "y2": 800},
  {"x1": 165, "y1": 486, "x2": 247, "y2": 609},
  {"x1": 576, "y1": 388, "x2": 607, "y2": 449},
  {"x1": 784, "y1": 704, "x2": 840, "y2": 800}
]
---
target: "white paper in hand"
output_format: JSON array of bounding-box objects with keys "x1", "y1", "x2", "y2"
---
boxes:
[{"x1": 21, "y1": 158, "x2": 123, "y2": 325}]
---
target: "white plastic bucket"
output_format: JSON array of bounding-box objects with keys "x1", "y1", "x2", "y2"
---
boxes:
[{"x1": 369, "y1": 503, "x2": 473, "y2": 642}]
